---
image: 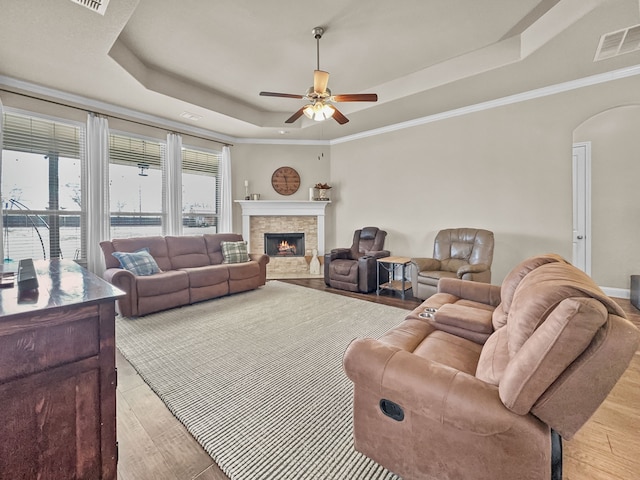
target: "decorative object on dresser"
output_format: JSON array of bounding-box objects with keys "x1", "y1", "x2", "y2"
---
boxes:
[
  {"x1": 324, "y1": 226, "x2": 390, "y2": 293},
  {"x1": 100, "y1": 234, "x2": 269, "y2": 317},
  {"x1": 344, "y1": 254, "x2": 640, "y2": 480},
  {"x1": 271, "y1": 166, "x2": 301, "y2": 195},
  {"x1": 0, "y1": 259, "x2": 123, "y2": 480}
]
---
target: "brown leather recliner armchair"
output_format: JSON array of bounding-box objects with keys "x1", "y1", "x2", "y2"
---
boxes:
[
  {"x1": 344, "y1": 254, "x2": 640, "y2": 480},
  {"x1": 411, "y1": 227, "x2": 494, "y2": 300},
  {"x1": 324, "y1": 227, "x2": 390, "y2": 293}
]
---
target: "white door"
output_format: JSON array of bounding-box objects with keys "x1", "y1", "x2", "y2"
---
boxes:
[{"x1": 572, "y1": 142, "x2": 591, "y2": 273}]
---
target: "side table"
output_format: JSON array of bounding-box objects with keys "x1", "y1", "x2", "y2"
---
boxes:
[{"x1": 377, "y1": 256, "x2": 412, "y2": 300}]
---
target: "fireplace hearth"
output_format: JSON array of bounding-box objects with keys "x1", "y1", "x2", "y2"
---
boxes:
[{"x1": 264, "y1": 233, "x2": 305, "y2": 257}]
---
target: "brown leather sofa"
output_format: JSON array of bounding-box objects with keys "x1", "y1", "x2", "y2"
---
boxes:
[
  {"x1": 100, "y1": 233, "x2": 269, "y2": 317},
  {"x1": 324, "y1": 226, "x2": 390, "y2": 293},
  {"x1": 344, "y1": 254, "x2": 639, "y2": 480},
  {"x1": 411, "y1": 227, "x2": 494, "y2": 300}
]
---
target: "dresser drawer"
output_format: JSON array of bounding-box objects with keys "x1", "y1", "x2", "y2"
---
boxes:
[{"x1": 0, "y1": 304, "x2": 101, "y2": 383}]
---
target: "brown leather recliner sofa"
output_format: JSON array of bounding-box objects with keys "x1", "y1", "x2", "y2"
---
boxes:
[
  {"x1": 100, "y1": 233, "x2": 269, "y2": 317},
  {"x1": 411, "y1": 227, "x2": 494, "y2": 300},
  {"x1": 344, "y1": 254, "x2": 639, "y2": 480},
  {"x1": 324, "y1": 226, "x2": 390, "y2": 293}
]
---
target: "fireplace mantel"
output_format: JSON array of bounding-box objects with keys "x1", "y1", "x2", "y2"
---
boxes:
[{"x1": 235, "y1": 200, "x2": 330, "y2": 254}]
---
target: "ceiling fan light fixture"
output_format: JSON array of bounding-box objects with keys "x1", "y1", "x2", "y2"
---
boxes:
[
  {"x1": 259, "y1": 26, "x2": 377, "y2": 125},
  {"x1": 303, "y1": 103, "x2": 335, "y2": 121}
]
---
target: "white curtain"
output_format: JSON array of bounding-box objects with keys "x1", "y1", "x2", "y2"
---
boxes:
[
  {"x1": 219, "y1": 145, "x2": 233, "y2": 233},
  {"x1": 164, "y1": 133, "x2": 183, "y2": 236},
  {"x1": 0, "y1": 98, "x2": 4, "y2": 263},
  {"x1": 86, "y1": 113, "x2": 110, "y2": 275}
]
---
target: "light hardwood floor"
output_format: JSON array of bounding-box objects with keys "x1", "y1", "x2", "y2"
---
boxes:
[{"x1": 116, "y1": 279, "x2": 640, "y2": 480}]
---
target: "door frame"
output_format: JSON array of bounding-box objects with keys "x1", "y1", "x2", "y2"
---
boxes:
[{"x1": 572, "y1": 141, "x2": 591, "y2": 274}]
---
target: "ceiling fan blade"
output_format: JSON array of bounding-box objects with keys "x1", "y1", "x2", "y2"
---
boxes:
[
  {"x1": 313, "y1": 70, "x2": 330, "y2": 94},
  {"x1": 332, "y1": 107, "x2": 349, "y2": 125},
  {"x1": 332, "y1": 93, "x2": 378, "y2": 102},
  {"x1": 260, "y1": 91, "x2": 305, "y2": 99},
  {"x1": 285, "y1": 107, "x2": 306, "y2": 124}
]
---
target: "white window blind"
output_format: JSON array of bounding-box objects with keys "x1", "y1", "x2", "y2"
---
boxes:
[
  {"x1": 109, "y1": 132, "x2": 165, "y2": 239},
  {"x1": 182, "y1": 146, "x2": 220, "y2": 233},
  {"x1": 1, "y1": 111, "x2": 85, "y2": 263}
]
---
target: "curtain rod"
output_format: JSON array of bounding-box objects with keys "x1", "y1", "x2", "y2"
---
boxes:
[{"x1": 0, "y1": 88, "x2": 233, "y2": 147}]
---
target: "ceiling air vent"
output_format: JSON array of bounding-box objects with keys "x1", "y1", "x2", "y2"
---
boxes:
[
  {"x1": 594, "y1": 24, "x2": 640, "y2": 61},
  {"x1": 69, "y1": 0, "x2": 110, "y2": 15}
]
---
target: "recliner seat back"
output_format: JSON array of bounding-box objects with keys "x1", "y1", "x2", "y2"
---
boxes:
[
  {"x1": 350, "y1": 227, "x2": 387, "y2": 259},
  {"x1": 476, "y1": 261, "x2": 636, "y2": 439},
  {"x1": 433, "y1": 228, "x2": 494, "y2": 272}
]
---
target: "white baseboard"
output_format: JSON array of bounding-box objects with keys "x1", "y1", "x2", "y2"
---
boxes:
[{"x1": 600, "y1": 286, "x2": 629, "y2": 299}]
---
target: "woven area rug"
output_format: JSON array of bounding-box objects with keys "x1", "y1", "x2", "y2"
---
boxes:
[{"x1": 116, "y1": 281, "x2": 406, "y2": 480}]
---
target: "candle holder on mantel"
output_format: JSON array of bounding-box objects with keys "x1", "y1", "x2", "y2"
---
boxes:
[{"x1": 314, "y1": 183, "x2": 332, "y2": 201}]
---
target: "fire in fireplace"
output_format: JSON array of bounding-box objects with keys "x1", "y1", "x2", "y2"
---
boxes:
[{"x1": 264, "y1": 233, "x2": 305, "y2": 257}]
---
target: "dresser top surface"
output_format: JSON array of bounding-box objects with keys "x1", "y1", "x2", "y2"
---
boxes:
[{"x1": 0, "y1": 259, "x2": 124, "y2": 317}]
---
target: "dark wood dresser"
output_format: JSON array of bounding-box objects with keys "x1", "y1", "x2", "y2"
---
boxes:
[{"x1": 0, "y1": 259, "x2": 124, "y2": 479}]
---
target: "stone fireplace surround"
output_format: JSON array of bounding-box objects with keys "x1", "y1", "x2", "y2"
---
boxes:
[{"x1": 235, "y1": 200, "x2": 330, "y2": 275}]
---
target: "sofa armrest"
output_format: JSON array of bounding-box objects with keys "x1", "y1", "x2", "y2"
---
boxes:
[
  {"x1": 329, "y1": 248, "x2": 353, "y2": 260},
  {"x1": 411, "y1": 257, "x2": 441, "y2": 272},
  {"x1": 356, "y1": 252, "x2": 390, "y2": 293},
  {"x1": 432, "y1": 303, "x2": 493, "y2": 334},
  {"x1": 457, "y1": 262, "x2": 490, "y2": 277},
  {"x1": 249, "y1": 253, "x2": 269, "y2": 285},
  {"x1": 249, "y1": 253, "x2": 269, "y2": 266},
  {"x1": 103, "y1": 268, "x2": 138, "y2": 317},
  {"x1": 366, "y1": 250, "x2": 390, "y2": 259},
  {"x1": 344, "y1": 338, "x2": 518, "y2": 435},
  {"x1": 437, "y1": 277, "x2": 501, "y2": 307}
]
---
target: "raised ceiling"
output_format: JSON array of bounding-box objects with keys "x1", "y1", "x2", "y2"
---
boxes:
[{"x1": 1, "y1": 0, "x2": 640, "y2": 142}]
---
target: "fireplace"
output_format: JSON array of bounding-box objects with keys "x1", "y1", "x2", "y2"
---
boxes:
[{"x1": 264, "y1": 233, "x2": 305, "y2": 257}]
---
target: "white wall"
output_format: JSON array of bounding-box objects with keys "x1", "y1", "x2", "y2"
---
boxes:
[
  {"x1": 230, "y1": 143, "x2": 331, "y2": 235},
  {"x1": 574, "y1": 105, "x2": 640, "y2": 289},
  {"x1": 5, "y1": 74, "x2": 640, "y2": 289},
  {"x1": 329, "y1": 75, "x2": 640, "y2": 286}
]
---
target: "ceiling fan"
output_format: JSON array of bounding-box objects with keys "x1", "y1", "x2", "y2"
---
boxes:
[{"x1": 259, "y1": 27, "x2": 378, "y2": 125}]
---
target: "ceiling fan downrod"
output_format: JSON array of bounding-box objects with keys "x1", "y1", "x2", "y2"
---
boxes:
[{"x1": 312, "y1": 27, "x2": 324, "y2": 71}]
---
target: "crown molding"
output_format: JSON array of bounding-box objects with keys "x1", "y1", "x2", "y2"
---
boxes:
[
  {"x1": 0, "y1": 75, "x2": 236, "y2": 145},
  {"x1": 3, "y1": 63, "x2": 640, "y2": 147},
  {"x1": 330, "y1": 64, "x2": 640, "y2": 145}
]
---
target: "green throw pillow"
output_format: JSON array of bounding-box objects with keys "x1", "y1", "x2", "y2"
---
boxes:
[
  {"x1": 221, "y1": 241, "x2": 249, "y2": 264},
  {"x1": 112, "y1": 248, "x2": 162, "y2": 276}
]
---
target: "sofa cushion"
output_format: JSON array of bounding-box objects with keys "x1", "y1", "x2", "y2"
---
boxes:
[
  {"x1": 330, "y1": 259, "x2": 358, "y2": 279},
  {"x1": 492, "y1": 254, "x2": 567, "y2": 330},
  {"x1": 506, "y1": 263, "x2": 624, "y2": 357},
  {"x1": 417, "y1": 270, "x2": 457, "y2": 283},
  {"x1": 112, "y1": 249, "x2": 161, "y2": 276},
  {"x1": 499, "y1": 297, "x2": 608, "y2": 415},
  {"x1": 412, "y1": 330, "x2": 482, "y2": 376},
  {"x1": 221, "y1": 241, "x2": 249, "y2": 264},
  {"x1": 181, "y1": 265, "x2": 229, "y2": 288},
  {"x1": 228, "y1": 261, "x2": 260, "y2": 280},
  {"x1": 204, "y1": 233, "x2": 245, "y2": 264},
  {"x1": 475, "y1": 326, "x2": 509, "y2": 385},
  {"x1": 111, "y1": 236, "x2": 172, "y2": 271},
  {"x1": 166, "y1": 235, "x2": 209, "y2": 269},
  {"x1": 136, "y1": 270, "x2": 189, "y2": 296}
]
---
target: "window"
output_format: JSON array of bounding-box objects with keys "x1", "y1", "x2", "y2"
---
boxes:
[
  {"x1": 1, "y1": 111, "x2": 85, "y2": 263},
  {"x1": 182, "y1": 146, "x2": 220, "y2": 233},
  {"x1": 109, "y1": 133, "x2": 164, "y2": 238}
]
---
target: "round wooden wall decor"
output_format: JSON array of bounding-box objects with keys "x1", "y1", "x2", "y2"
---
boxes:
[{"x1": 271, "y1": 166, "x2": 300, "y2": 195}]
